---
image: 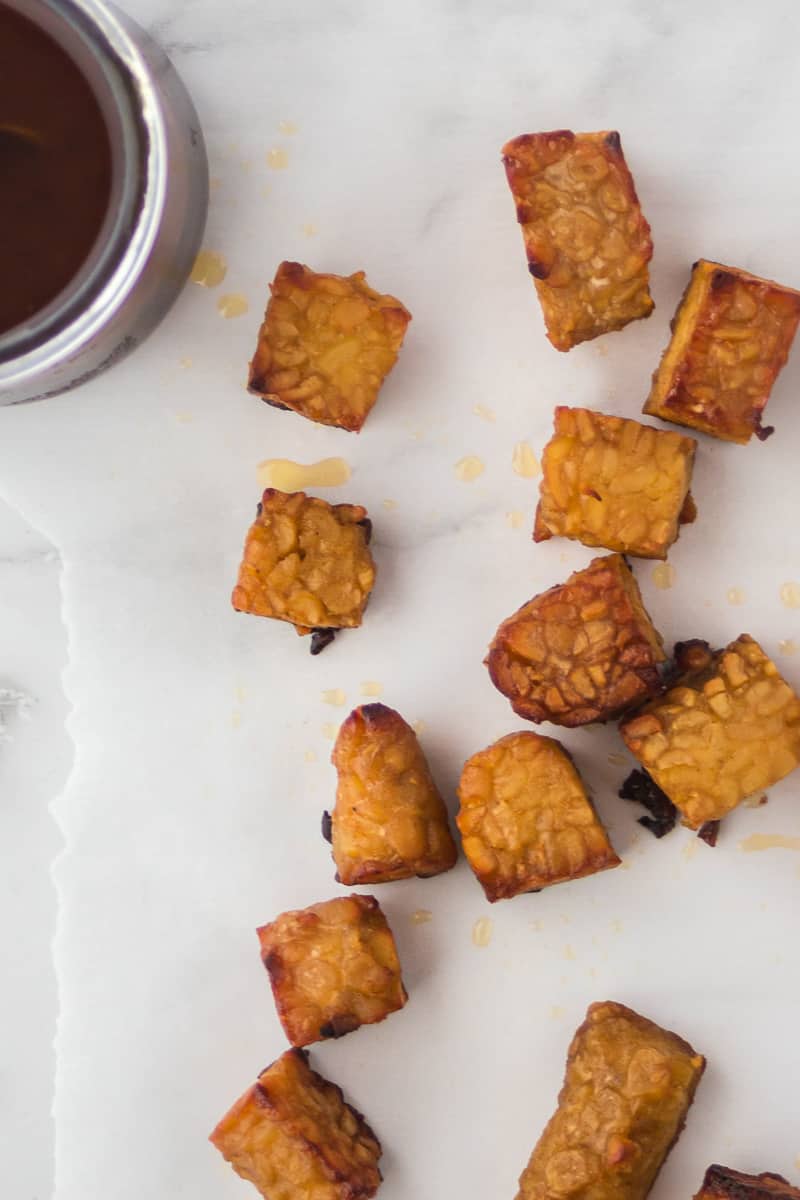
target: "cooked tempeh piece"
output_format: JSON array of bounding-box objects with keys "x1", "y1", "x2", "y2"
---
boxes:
[
  {"x1": 231, "y1": 489, "x2": 376, "y2": 650},
  {"x1": 515, "y1": 1001, "x2": 705, "y2": 1200},
  {"x1": 456, "y1": 731, "x2": 619, "y2": 901},
  {"x1": 487, "y1": 554, "x2": 665, "y2": 726},
  {"x1": 502, "y1": 130, "x2": 653, "y2": 350},
  {"x1": 257, "y1": 895, "x2": 406, "y2": 1046},
  {"x1": 534, "y1": 407, "x2": 697, "y2": 559},
  {"x1": 248, "y1": 261, "x2": 411, "y2": 431},
  {"x1": 329, "y1": 703, "x2": 457, "y2": 884},
  {"x1": 620, "y1": 634, "x2": 800, "y2": 828},
  {"x1": 644, "y1": 260, "x2": 800, "y2": 444},
  {"x1": 694, "y1": 1165, "x2": 800, "y2": 1200},
  {"x1": 210, "y1": 1048, "x2": 382, "y2": 1200}
]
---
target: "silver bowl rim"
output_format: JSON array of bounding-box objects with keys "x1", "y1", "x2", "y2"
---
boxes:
[{"x1": 0, "y1": 0, "x2": 168, "y2": 377}]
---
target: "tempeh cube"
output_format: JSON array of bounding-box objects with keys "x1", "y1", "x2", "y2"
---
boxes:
[
  {"x1": 248, "y1": 261, "x2": 411, "y2": 431},
  {"x1": 231, "y1": 489, "x2": 376, "y2": 651},
  {"x1": 210, "y1": 1049, "x2": 382, "y2": 1200},
  {"x1": 515, "y1": 1001, "x2": 705, "y2": 1200},
  {"x1": 487, "y1": 553, "x2": 665, "y2": 726},
  {"x1": 257, "y1": 895, "x2": 407, "y2": 1046},
  {"x1": 328, "y1": 703, "x2": 457, "y2": 884},
  {"x1": 456, "y1": 731, "x2": 619, "y2": 902},
  {"x1": 620, "y1": 634, "x2": 800, "y2": 829},
  {"x1": 534, "y1": 407, "x2": 697, "y2": 559},
  {"x1": 502, "y1": 130, "x2": 653, "y2": 351},
  {"x1": 694, "y1": 1165, "x2": 800, "y2": 1200},
  {"x1": 644, "y1": 260, "x2": 800, "y2": 444}
]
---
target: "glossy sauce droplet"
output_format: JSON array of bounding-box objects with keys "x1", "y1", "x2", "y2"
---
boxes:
[
  {"x1": 651, "y1": 563, "x2": 675, "y2": 590},
  {"x1": 563, "y1": 944, "x2": 576, "y2": 960},
  {"x1": 472, "y1": 917, "x2": 493, "y2": 947},
  {"x1": 190, "y1": 249, "x2": 227, "y2": 287},
  {"x1": 549, "y1": 1005, "x2": 565, "y2": 1019},
  {"x1": 412, "y1": 719, "x2": 426, "y2": 735},
  {"x1": 455, "y1": 455, "x2": 485, "y2": 482},
  {"x1": 607, "y1": 752, "x2": 628, "y2": 766},
  {"x1": 780, "y1": 581, "x2": 800, "y2": 609},
  {"x1": 217, "y1": 292, "x2": 249, "y2": 319},
  {"x1": 411, "y1": 909, "x2": 432, "y2": 925},
  {"x1": 360, "y1": 681, "x2": 383, "y2": 698},
  {"x1": 740, "y1": 833, "x2": 800, "y2": 852},
  {"x1": 382, "y1": 498, "x2": 398, "y2": 511},
  {"x1": 321, "y1": 723, "x2": 337, "y2": 739},
  {"x1": 322, "y1": 689, "x2": 346, "y2": 706},
  {"x1": 178, "y1": 356, "x2": 192, "y2": 369},
  {"x1": 726, "y1": 587, "x2": 746, "y2": 606},
  {"x1": 512, "y1": 441, "x2": 540, "y2": 478},
  {"x1": 304, "y1": 750, "x2": 317, "y2": 763},
  {"x1": 267, "y1": 147, "x2": 289, "y2": 170},
  {"x1": 506, "y1": 510, "x2": 524, "y2": 529},
  {"x1": 301, "y1": 222, "x2": 318, "y2": 237},
  {"x1": 279, "y1": 120, "x2": 298, "y2": 135},
  {"x1": 257, "y1": 457, "x2": 351, "y2": 491},
  {"x1": 779, "y1": 639, "x2": 798, "y2": 656},
  {"x1": 473, "y1": 404, "x2": 496, "y2": 422}
]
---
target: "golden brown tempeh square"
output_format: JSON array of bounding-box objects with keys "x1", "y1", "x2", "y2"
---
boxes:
[
  {"x1": 329, "y1": 703, "x2": 457, "y2": 884},
  {"x1": 515, "y1": 1001, "x2": 705, "y2": 1200},
  {"x1": 487, "y1": 554, "x2": 665, "y2": 726},
  {"x1": 248, "y1": 261, "x2": 411, "y2": 431},
  {"x1": 502, "y1": 130, "x2": 653, "y2": 350},
  {"x1": 534, "y1": 407, "x2": 697, "y2": 559},
  {"x1": 694, "y1": 1165, "x2": 800, "y2": 1200},
  {"x1": 456, "y1": 731, "x2": 619, "y2": 901},
  {"x1": 620, "y1": 634, "x2": 800, "y2": 829},
  {"x1": 209, "y1": 1048, "x2": 382, "y2": 1200},
  {"x1": 257, "y1": 895, "x2": 407, "y2": 1046},
  {"x1": 644, "y1": 260, "x2": 800, "y2": 444},
  {"x1": 231, "y1": 489, "x2": 376, "y2": 647}
]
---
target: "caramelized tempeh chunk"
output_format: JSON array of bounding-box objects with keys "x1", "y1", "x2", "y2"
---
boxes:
[
  {"x1": 210, "y1": 1049, "x2": 382, "y2": 1200},
  {"x1": 695, "y1": 1165, "x2": 800, "y2": 1200},
  {"x1": 534, "y1": 407, "x2": 697, "y2": 559},
  {"x1": 487, "y1": 554, "x2": 665, "y2": 726},
  {"x1": 456, "y1": 731, "x2": 619, "y2": 901},
  {"x1": 515, "y1": 1001, "x2": 705, "y2": 1200},
  {"x1": 644, "y1": 260, "x2": 800, "y2": 444},
  {"x1": 621, "y1": 634, "x2": 800, "y2": 828},
  {"x1": 231, "y1": 490, "x2": 376, "y2": 644},
  {"x1": 502, "y1": 130, "x2": 653, "y2": 350},
  {"x1": 257, "y1": 895, "x2": 406, "y2": 1046},
  {"x1": 248, "y1": 261, "x2": 411, "y2": 431},
  {"x1": 330, "y1": 703, "x2": 457, "y2": 884}
]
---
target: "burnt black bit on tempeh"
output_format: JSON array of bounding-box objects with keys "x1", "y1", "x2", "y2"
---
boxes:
[
  {"x1": 618, "y1": 768, "x2": 678, "y2": 838},
  {"x1": 318, "y1": 1015, "x2": 360, "y2": 1040},
  {"x1": 697, "y1": 819, "x2": 720, "y2": 847},
  {"x1": 310, "y1": 628, "x2": 337, "y2": 655},
  {"x1": 667, "y1": 637, "x2": 714, "y2": 682},
  {"x1": 755, "y1": 417, "x2": 776, "y2": 441},
  {"x1": 357, "y1": 517, "x2": 373, "y2": 544},
  {"x1": 321, "y1": 811, "x2": 333, "y2": 843}
]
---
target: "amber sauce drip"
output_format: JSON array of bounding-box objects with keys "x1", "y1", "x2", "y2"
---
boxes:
[{"x1": 0, "y1": 5, "x2": 112, "y2": 335}]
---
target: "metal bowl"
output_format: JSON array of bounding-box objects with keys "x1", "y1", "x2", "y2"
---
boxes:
[{"x1": 0, "y1": 0, "x2": 208, "y2": 404}]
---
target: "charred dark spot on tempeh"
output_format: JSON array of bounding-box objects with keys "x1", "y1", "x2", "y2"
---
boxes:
[
  {"x1": 697, "y1": 819, "x2": 720, "y2": 847},
  {"x1": 619, "y1": 768, "x2": 678, "y2": 838},
  {"x1": 310, "y1": 628, "x2": 336, "y2": 655}
]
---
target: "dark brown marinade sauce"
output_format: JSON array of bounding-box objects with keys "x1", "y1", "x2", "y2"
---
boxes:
[{"x1": 0, "y1": 4, "x2": 112, "y2": 335}]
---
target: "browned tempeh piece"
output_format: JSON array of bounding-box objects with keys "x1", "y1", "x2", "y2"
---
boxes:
[{"x1": 502, "y1": 130, "x2": 653, "y2": 350}]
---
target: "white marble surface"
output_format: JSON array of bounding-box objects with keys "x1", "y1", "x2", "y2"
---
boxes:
[{"x1": 4, "y1": 0, "x2": 800, "y2": 1196}]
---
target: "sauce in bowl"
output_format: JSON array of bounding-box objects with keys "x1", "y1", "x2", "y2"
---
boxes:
[{"x1": 0, "y1": 3, "x2": 112, "y2": 335}]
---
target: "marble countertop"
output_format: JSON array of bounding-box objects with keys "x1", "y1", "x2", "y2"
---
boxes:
[{"x1": 4, "y1": 1, "x2": 800, "y2": 1197}]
